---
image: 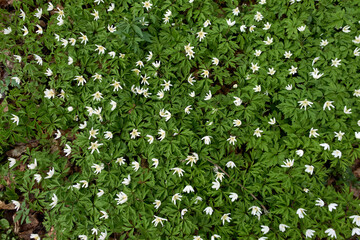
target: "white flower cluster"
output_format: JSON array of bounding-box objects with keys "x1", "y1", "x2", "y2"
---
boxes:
[{"x1": 4, "y1": 0, "x2": 360, "y2": 239}]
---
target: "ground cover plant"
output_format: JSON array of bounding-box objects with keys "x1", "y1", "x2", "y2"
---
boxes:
[{"x1": 1, "y1": 0, "x2": 360, "y2": 239}]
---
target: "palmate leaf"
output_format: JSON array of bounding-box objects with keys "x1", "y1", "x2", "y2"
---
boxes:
[{"x1": 1, "y1": 0, "x2": 360, "y2": 239}]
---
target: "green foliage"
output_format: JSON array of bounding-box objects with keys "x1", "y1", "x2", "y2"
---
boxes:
[{"x1": 1, "y1": 0, "x2": 360, "y2": 239}]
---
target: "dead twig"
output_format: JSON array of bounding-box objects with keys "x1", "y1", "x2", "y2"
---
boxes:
[
  {"x1": 207, "y1": 158, "x2": 269, "y2": 214},
  {"x1": 0, "y1": 200, "x2": 16, "y2": 210}
]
